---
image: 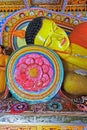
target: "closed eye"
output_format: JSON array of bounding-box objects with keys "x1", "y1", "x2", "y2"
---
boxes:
[{"x1": 44, "y1": 35, "x2": 52, "y2": 47}]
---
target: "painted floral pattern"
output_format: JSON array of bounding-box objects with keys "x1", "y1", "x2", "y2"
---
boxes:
[{"x1": 14, "y1": 53, "x2": 54, "y2": 92}]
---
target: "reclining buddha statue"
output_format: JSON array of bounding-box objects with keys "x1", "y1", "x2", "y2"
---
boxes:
[{"x1": 13, "y1": 17, "x2": 87, "y2": 97}]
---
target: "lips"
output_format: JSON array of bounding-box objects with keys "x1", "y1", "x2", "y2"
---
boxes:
[{"x1": 61, "y1": 37, "x2": 66, "y2": 46}]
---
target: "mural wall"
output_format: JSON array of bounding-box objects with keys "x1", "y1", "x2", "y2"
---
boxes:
[{"x1": 0, "y1": 1, "x2": 87, "y2": 128}]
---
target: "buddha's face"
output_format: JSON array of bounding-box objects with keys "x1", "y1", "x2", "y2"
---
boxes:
[{"x1": 34, "y1": 19, "x2": 70, "y2": 52}]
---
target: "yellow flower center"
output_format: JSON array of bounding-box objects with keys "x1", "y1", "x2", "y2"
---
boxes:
[{"x1": 29, "y1": 68, "x2": 38, "y2": 78}]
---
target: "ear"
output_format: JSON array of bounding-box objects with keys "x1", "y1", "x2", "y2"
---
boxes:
[{"x1": 12, "y1": 30, "x2": 26, "y2": 38}]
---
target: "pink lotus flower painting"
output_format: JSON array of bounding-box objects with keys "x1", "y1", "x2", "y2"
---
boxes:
[
  {"x1": 7, "y1": 45, "x2": 64, "y2": 104},
  {"x1": 14, "y1": 53, "x2": 54, "y2": 92}
]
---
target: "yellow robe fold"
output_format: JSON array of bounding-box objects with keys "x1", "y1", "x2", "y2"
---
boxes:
[{"x1": 56, "y1": 43, "x2": 87, "y2": 70}]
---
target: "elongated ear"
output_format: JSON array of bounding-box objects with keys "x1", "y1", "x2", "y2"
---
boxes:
[{"x1": 25, "y1": 17, "x2": 44, "y2": 45}]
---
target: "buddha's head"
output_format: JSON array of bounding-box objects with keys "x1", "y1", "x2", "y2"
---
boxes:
[{"x1": 25, "y1": 17, "x2": 70, "y2": 52}]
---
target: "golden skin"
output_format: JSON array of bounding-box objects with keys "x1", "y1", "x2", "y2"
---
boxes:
[
  {"x1": 34, "y1": 19, "x2": 87, "y2": 70},
  {"x1": 35, "y1": 19, "x2": 70, "y2": 52}
]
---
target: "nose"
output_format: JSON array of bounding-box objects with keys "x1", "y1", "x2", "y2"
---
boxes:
[{"x1": 52, "y1": 32, "x2": 64, "y2": 40}]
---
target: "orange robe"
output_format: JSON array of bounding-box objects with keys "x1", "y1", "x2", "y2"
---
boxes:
[{"x1": 0, "y1": 55, "x2": 9, "y2": 93}]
